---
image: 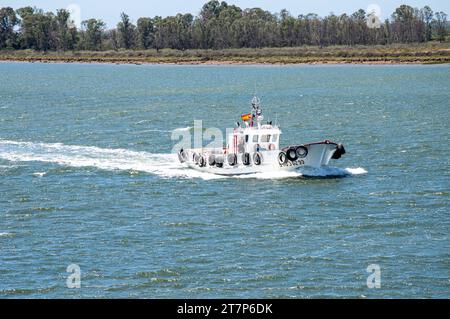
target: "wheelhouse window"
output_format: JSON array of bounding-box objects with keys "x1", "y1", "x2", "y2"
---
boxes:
[
  {"x1": 261, "y1": 135, "x2": 271, "y2": 143},
  {"x1": 252, "y1": 135, "x2": 258, "y2": 142},
  {"x1": 245, "y1": 135, "x2": 249, "y2": 143},
  {"x1": 272, "y1": 134, "x2": 279, "y2": 142}
]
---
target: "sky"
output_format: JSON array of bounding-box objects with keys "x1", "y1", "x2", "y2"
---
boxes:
[{"x1": 1, "y1": 0, "x2": 449, "y2": 28}]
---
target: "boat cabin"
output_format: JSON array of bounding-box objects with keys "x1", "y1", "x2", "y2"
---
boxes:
[{"x1": 226, "y1": 96, "x2": 281, "y2": 154}]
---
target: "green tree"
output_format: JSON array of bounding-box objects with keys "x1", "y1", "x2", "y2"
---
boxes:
[
  {"x1": 108, "y1": 29, "x2": 119, "y2": 51},
  {"x1": 195, "y1": 0, "x2": 230, "y2": 49},
  {"x1": 153, "y1": 16, "x2": 164, "y2": 51},
  {"x1": 215, "y1": 5, "x2": 242, "y2": 48},
  {"x1": 0, "y1": 7, "x2": 18, "y2": 48},
  {"x1": 117, "y1": 12, "x2": 136, "y2": 49},
  {"x1": 279, "y1": 9, "x2": 296, "y2": 46},
  {"x1": 200, "y1": 0, "x2": 227, "y2": 20},
  {"x1": 16, "y1": 6, "x2": 36, "y2": 49},
  {"x1": 55, "y1": 9, "x2": 72, "y2": 50},
  {"x1": 421, "y1": 6, "x2": 434, "y2": 41},
  {"x1": 33, "y1": 11, "x2": 56, "y2": 51},
  {"x1": 392, "y1": 5, "x2": 424, "y2": 42},
  {"x1": 137, "y1": 17, "x2": 154, "y2": 49},
  {"x1": 434, "y1": 11, "x2": 448, "y2": 42},
  {"x1": 2, "y1": 2, "x2": 449, "y2": 52},
  {"x1": 15, "y1": 7, "x2": 58, "y2": 51},
  {"x1": 351, "y1": 9, "x2": 368, "y2": 45},
  {"x1": 81, "y1": 18, "x2": 105, "y2": 50}
]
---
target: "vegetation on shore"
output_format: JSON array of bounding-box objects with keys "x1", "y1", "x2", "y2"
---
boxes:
[
  {"x1": 0, "y1": 43, "x2": 449, "y2": 65},
  {"x1": 1, "y1": 1, "x2": 449, "y2": 64},
  {"x1": 1, "y1": 2, "x2": 449, "y2": 52}
]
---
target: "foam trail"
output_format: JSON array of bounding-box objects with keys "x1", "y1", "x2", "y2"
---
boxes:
[
  {"x1": 345, "y1": 167, "x2": 367, "y2": 175},
  {"x1": 173, "y1": 126, "x2": 192, "y2": 132},
  {"x1": 0, "y1": 232, "x2": 13, "y2": 237},
  {"x1": 235, "y1": 170, "x2": 302, "y2": 179},
  {"x1": 0, "y1": 139, "x2": 220, "y2": 180},
  {"x1": 295, "y1": 166, "x2": 367, "y2": 177},
  {"x1": 0, "y1": 139, "x2": 366, "y2": 180},
  {"x1": 235, "y1": 166, "x2": 367, "y2": 179}
]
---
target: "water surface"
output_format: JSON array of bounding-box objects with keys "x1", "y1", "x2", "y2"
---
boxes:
[{"x1": 0, "y1": 63, "x2": 448, "y2": 298}]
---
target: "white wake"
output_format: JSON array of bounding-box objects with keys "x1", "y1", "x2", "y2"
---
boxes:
[{"x1": 0, "y1": 140, "x2": 366, "y2": 180}]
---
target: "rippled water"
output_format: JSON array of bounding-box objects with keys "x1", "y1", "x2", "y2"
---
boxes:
[{"x1": 0, "y1": 62, "x2": 448, "y2": 298}]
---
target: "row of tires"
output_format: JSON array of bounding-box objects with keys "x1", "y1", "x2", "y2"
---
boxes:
[
  {"x1": 178, "y1": 149, "x2": 263, "y2": 167},
  {"x1": 280, "y1": 145, "x2": 308, "y2": 164},
  {"x1": 178, "y1": 145, "x2": 309, "y2": 168}
]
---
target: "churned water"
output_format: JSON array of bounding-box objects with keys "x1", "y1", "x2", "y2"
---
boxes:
[{"x1": 0, "y1": 62, "x2": 448, "y2": 298}]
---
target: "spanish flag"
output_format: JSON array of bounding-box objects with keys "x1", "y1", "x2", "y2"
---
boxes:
[{"x1": 241, "y1": 113, "x2": 252, "y2": 121}]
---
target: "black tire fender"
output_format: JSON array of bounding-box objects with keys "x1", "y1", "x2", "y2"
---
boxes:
[
  {"x1": 227, "y1": 153, "x2": 237, "y2": 166},
  {"x1": 178, "y1": 149, "x2": 186, "y2": 163},
  {"x1": 199, "y1": 155, "x2": 206, "y2": 167},
  {"x1": 215, "y1": 156, "x2": 224, "y2": 168},
  {"x1": 208, "y1": 154, "x2": 216, "y2": 166},
  {"x1": 278, "y1": 152, "x2": 287, "y2": 165},
  {"x1": 242, "y1": 153, "x2": 251, "y2": 166},
  {"x1": 286, "y1": 147, "x2": 298, "y2": 161},
  {"x1": 295, "y1": 146, "x2": 308, "y2": 159},
  {"x1": 253, "y1": 152, "x2": 262, "y2": 166},
  {"x1": 193, "y1": 153, "x2": 199, "y2": 165}
]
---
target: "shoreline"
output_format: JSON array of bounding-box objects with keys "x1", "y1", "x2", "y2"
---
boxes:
[
  {"x1": 0, "y1": 57, "x2": 448, "y2": 66},
  {"x1": 1, "y1": 44, "x2": 449, "y2": 66}
]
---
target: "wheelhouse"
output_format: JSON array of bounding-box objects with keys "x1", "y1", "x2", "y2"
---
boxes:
[
  {"x1": 226, "y1": 96, "x2": 282, "y2": 154},
  {"x1": 227, "y1": 126, "x2": 281, "y2": 154}
]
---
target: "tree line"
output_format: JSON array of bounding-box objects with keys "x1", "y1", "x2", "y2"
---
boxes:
[{"x1": 0, "y1": 1, "x2": 448, "y2": 51}]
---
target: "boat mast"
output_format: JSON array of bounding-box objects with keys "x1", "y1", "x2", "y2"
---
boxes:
[{"x1": 251, "y1": 96, "x2": 263, "y2": 128}]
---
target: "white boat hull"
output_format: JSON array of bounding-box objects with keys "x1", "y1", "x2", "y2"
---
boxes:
[{"x1": 181, "y1": 141, "x2": 342, "y2": 176}]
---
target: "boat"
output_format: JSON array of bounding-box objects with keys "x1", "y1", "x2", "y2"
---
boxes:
[{"x1": 177, "y1": 96, "x2": 346, "y2": 176}]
